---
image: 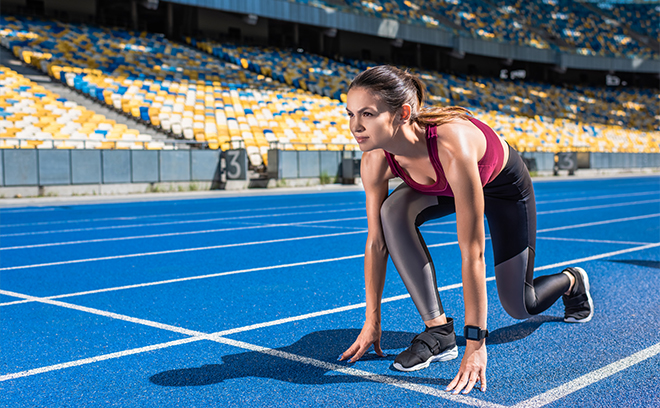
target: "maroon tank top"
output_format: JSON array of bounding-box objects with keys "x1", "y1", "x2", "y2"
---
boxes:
[{"x1": 384, "y1": 117, "x2": 505, "y2": 197}]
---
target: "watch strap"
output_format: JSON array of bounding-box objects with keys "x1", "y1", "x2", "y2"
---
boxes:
[{"x1": 464, "y1": 325, "x2": 489, "y2": 341}]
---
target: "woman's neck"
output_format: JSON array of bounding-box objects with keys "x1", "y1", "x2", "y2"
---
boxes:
[{"x1": 385, "y1": 122, "x2": 428, "y2": 159}]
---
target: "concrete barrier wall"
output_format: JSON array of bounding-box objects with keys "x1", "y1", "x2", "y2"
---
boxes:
[
  {"x1": 1, "y1": 150, "x2": 657, "y2": 187},
  {"x1": 268, "y1": 149, "x2": 362, "y2": 179},
  {"x1": 591, "y1": 153, "x2": 660, "y2": 169},
  {"x1": 0, "y1": 150, "x2": 221, "y2": 186}
]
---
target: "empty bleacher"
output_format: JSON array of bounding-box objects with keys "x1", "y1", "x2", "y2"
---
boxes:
[
  {"x1": 191, "y1": 38, "x2": 658, "y2": 153},
  {"x1": 285, "y1": 0, "x2": 658, "y2": 60},
  {"x1": 0, "y1": 66, "x2": 162, "y2": 150},
  {"x1": 1, "y1": 11, "x2": 658, "y2": 168},
  {"x1": 0, "y1": 16, "x2": 359, "y2": 166}
]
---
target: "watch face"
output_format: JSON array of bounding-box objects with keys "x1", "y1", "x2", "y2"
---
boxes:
[{"x1": 466, "y1": 327, "x2": 479, "y2": 339}]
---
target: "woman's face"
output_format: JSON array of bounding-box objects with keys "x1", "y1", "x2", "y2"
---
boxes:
[{"x1": 346, "y1": 87, "x2": 398, "y2": 152}]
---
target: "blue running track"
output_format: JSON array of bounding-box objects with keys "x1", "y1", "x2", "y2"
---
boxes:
[{"x1": 1, "y1": 175, "x2": 659, "y2": 407}]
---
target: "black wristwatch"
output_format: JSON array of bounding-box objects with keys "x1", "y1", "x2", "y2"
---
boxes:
[{"x1": 464, "y1": 325, "x2": 489, "y2": 341}]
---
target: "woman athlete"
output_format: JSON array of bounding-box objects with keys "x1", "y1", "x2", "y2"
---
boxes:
[{"x1": 338, "y1": 66, "x2": 594, "y2": 395}]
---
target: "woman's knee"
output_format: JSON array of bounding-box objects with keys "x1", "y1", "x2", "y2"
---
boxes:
[{"x1": 380, "y1": 187, "x2": 415, "y2": 225}]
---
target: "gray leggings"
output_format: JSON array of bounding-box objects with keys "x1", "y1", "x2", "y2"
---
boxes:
[{"x1": 381, "y1": 145, "x2": 570, "y2": 321}]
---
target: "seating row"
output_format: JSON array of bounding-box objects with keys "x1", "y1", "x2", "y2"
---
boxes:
[{"x1": 0, "y1": 66, "x2": 163, "y2": 150}]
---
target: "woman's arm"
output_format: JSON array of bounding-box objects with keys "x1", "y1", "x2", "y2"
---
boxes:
[
  {"x1": 340, "y1": 149, "x2": 392, "y2": 362},
  {"x1": 437, "y1": 123, "x2": 489, "y2": 394}
]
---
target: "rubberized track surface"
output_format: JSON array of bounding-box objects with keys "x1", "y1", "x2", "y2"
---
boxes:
[{"x1": 1, "y1": 176, "x2": 659, "y2": 407}]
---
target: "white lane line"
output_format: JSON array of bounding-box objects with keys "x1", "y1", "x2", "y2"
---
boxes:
[
  {"x1": 1, "y1": 242, "x2": 658, "y2": 393},
  {"x1": 0, "y1": 254, "x2": 365, "y2": 307},
  {"x1": 215, "y1": 281, "x2": 467, "y2": 337},
  {"x1": 0, "y1": 283, "x2": 503, "y2": 408},
  {"x1": 533, "y1": 242, "x2": 660, "y2": 272},
  {"x1": 0, "y1": 207, "x2": 365, "y2": 237},
  {"x1": 2, "y1": 229, "x2": 657, "y2": 308},
  {"x1": 512, "y1": 342, "x2": 660, "y2": 408},
  {"x1": 0, "y1": 337, "x2": 202, "y2": 382},
  {"x1": 421, "y1": 230, "x2": 459, "y2": 235},
  {"x1": 2, "y1": 190, "x2": 654, "y2": 229},
  {"x1": 535, "y1": 191, "x2": 658, "y2": 205},
  {"x1": 0, "y1": 217, "x2": 369, "y2": 251},
  {"x1": 0, "y1": 230, "x2": 366, "y2": 272},
  {"x1": 537, "y1": 213, "x2": 660, "y2": 233},
  {"x1": 0, "y1": 289, "x2": 203, "y2": 337},
  {"x1": 3, "y1": 203, "x2": 653, "y2": 252},
  {"x1": 537, "y1": 199, "x2": 659, "y2": 215},
  {"x1": 537, "y1": 237, "x2": 652, "y2": 245},
  {"x1": 0, "y1": 202, "x2": 365, "y2": 229},
  {"x1": 213, "y1": 336, "x2": 505, "y2": 408}
]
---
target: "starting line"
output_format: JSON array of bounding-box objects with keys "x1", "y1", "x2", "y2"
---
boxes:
[{"x1": 1, "y1": 242, "x2": 659, "y2": 408}]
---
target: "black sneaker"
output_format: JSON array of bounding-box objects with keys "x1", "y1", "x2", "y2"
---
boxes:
[
  {"x1": 562, "y1": 267, "x2": 594, "y2": 323},
  {"x1": 393, "y1": 317, "x2": 458, "y2": 372}
]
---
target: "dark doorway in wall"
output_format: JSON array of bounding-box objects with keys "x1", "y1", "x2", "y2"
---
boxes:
[
  {"x1": 26, "y1": 0, "x2": 44, "y2": 14},
  {"x1": 268, "y1": 20, "x2": 297, "y2": 48}
]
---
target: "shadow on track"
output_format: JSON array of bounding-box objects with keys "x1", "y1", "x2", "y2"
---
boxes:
[{"x1": 150, "y1": 315, "x2": 560, "y2": 387}]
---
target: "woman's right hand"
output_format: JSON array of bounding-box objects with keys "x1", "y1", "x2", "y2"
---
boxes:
[{"x1": 338, "y1": 320, "x2": 385, "y2": 363}]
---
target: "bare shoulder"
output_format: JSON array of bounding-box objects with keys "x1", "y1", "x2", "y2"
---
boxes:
[
  {"x1": 360, "y1": 149, "x2": 394, "y2": 188},
  {"x1": 434, "y1": 119, "x2": 483, "y2": 161},
  {"x1": 435, "y1": 118, "x2": 480, "y2": 142}
]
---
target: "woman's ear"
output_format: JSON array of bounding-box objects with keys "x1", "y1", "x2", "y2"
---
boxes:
[{"x1": 400, "y1": 104, "x2": 412, "y2": 123}]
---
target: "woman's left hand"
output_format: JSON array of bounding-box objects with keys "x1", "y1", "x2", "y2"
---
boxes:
[{"x1": 445, "y1": 340, "x2": 487, "y2": 394}]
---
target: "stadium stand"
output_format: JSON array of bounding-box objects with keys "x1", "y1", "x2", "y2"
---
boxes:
[
  {"x1": 285, "y1": 0, "x2": 658, "y2": 60},
  {"x1": 0, "y1": 9, "x2": 657, "y2": 165},
  {"x1": 0, "y1": 66, "x2": 161, "y2": 150},
  {"x1": 0, "y1": 16, "x2": 357, "y2": 166},
  {"x1": 490, "y1": 0, "x2": 655, "y2": 59},
  {"x1": 191, "y1": 38, "x2": 658, "y2": 153},
  {"x1": 603, "y1": 2, "x2": 660, "y2": 43}
]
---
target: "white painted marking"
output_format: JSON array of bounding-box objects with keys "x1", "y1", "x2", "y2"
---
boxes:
[
  {"x1": 0, "y1": 254, "x2": 365, "y2": 307},
  {"x1": 421, "y1": 230, "x2": 458, "y2": 235},
  {"x1": 0, "y1": 289, "x2": 203, "y2": 337},
  {"x1": 0, "y1": 337, "x2": 202, "y2": 382},
  {"x1": 537, "y1": 237, "x2": 651, "y2": 246},
  {"x1": 2, "y1": 236, "x2": 656, "y2": 308},
  {"x1": 533, "y1": 242, "x2": 660, "y2": 272},
  {"x1": 2, "y1": 241, "x2": 658, "y2": 401},
  {"x1": 0, "y1": 202, "x2": 364, "y2": 228},
  {"x1": 0, "y1": 217, "x2": 368, "y2": 251},
  {"x1": 535, "y1": 191, "x2": 657, "y2": 205},
  {"x1": 0, "y1": 230, "x2": 366, "y2": 271},
  {"x1": 0, "y1": 208, "x2": 57, "y2": 214},
  {"x1": 0, "y1": 285, "x2": 503, "y2": 406},
  {"x1": 512, "y1": 342, "x2": 660, "y2": 408},
  {"x1": 537, "y1": 199, "x2": 659, "y2": 215},
  {"x1": 215, "y1": 281, "x2": 467, "y2": 337},
  {"x1": 0, "y1": 208, "x2": 365, "y2": 237},
  {"x1": 537, "y1": 213, "x2": 660, "y2": 233},
  {"x1": 212, "y1": 336, "x2": 506, "y2": 408}
]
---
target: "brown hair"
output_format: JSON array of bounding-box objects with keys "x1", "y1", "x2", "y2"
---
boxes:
[{"x1": 348, "y1": 65, "x2": 471, "y2": 127}]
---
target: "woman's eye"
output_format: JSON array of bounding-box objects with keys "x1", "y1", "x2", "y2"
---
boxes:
[{"x1": 363, "y1": 112, "x2": 372, "y2": 117}]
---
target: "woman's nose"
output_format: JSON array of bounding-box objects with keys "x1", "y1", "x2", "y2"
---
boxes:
[{"x1": 352, "y1": 120, "x2": 365, "y2": 134}]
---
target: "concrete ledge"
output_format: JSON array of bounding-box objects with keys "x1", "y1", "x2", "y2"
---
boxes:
[
  {"x1": 0, "y1": 181, "x2": 214, "y2": 199},
  {"x1": 0, "y1": 168, "x2": 656, "y2": 204}
]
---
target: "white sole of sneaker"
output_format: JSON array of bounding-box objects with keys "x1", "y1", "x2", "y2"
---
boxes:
[
  {"x1": 392, "y1": 345, "x2": 459, "y2": 372},
  {"x1": 564, "y1": 266, "x2": 594, "y2": 323}
]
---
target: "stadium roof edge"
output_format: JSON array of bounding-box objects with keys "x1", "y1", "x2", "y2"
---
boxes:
[{"x1": 164, "y1": 0, "x2": 659, "y2": 74}]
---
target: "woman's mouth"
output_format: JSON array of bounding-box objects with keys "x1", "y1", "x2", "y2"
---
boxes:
[{"x1": 354, "y1": 136, "x2": 369, "y2": 144}]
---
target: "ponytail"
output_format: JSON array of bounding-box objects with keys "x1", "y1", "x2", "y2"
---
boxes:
[{"x1": 414, "y1": 106, "x2": 473, "y2": 127}]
